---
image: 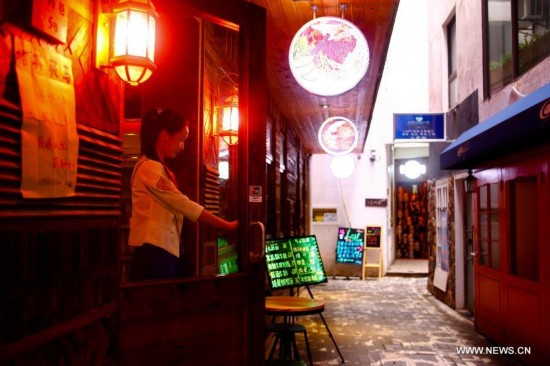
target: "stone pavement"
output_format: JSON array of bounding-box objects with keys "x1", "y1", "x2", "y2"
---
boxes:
[{"x1": 267, "y1": 277, "x2": 524, "y2": 366}]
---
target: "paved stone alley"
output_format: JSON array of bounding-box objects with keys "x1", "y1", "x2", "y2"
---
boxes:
[{"x1": 267, "y1": 277, "x2": 525, "y2": 366}]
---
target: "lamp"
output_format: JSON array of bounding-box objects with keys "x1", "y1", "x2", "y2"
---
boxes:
[
  {"x1": 217, "y1": 72, "x2": 239, "y2": 145},
  {"x1": 464, "y1": 170, "x2": 476, "y2": 193},
  {"x1": 95, "y1": 0, "x2": 158, "y2": 86},
  {"x1": 288, "y1": 5, "x2": 369, "y2": 97},
  {"x1": 399, "y1": 160, "x2": 426, "y2": 180},
  {"x1": 330, "y1": 155, "x2": 355, "y2": 179}
]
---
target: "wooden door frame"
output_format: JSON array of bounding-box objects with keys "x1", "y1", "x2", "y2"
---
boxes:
[
  {"x1": 119, "y1": 1, "x2": 267, "y2": 365},
  {"x1": 473, "y1": 150, "x2": 550, "y2": 363}
]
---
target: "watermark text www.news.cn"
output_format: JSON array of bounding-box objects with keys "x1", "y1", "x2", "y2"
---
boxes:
[{"x1": 456, "y1": 346, "x2": 531, "y2": 355}]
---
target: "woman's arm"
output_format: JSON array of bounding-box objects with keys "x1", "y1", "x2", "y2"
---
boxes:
[{"x1": 196, "y1": 209, "x2": 238, "y2": 231}]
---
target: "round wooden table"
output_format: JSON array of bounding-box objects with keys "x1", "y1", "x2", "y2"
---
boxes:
[
  {"x1": 265, "y1": 296, "x2": 325, "y2": 316},
  {"x1": 265, "y1": 296, "x2": 325, "y2": 365},
  {"x1": 265, "y1": 295, "x2": 345, "y2": 364}
]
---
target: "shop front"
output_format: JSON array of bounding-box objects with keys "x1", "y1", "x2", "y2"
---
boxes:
[{"x1": 440, "y1": 83, "x2": 550, "y2": 365}]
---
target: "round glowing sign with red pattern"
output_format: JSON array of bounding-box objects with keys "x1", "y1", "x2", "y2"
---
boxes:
[
  {"x1": 318, "y1": 116, "x2": 358, "y2": 155},
  {"x1": 289, "y1": 16, "x2": 369, "y2": 96}
]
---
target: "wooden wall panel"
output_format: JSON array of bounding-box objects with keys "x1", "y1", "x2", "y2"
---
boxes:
[
  {"x1": 117, "y1": 275, "x2": 249, "y2": 366},
  {"x1": 0, "y1": 101, "x2": 122, "y2": 224},
  {"x1": 0, "y1": 1, "x2": 122, "y2": 363},
  {"x1": 264, "y1": 93, "x2": 309, "y2": 239}
]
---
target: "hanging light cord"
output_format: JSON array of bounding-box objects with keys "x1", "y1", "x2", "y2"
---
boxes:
[
  {"x1": 311, "y1": 4, "x2": 318, "y2": 19},
  {"x1": 339, "y1": 178, "x2": 353, "y2": 227},
  {"x1": 340, "y1": 3, "x2": 347, "y2": 19}
]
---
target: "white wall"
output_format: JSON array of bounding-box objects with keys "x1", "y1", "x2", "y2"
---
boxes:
[
  {"x1": 427, "y1": 0, "x2": 550, "y2": 116},
  {"x1": 310, "y1": 153, "x2": 388, "y2": 276},
  {"x1": 310, "y1": 0, "x2": 430, "y2": 275}
]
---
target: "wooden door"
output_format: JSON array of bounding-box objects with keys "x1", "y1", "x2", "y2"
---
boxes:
[
  {"x1": 117, "y1": 1, "x2": 267, "y2": 365},
  {"x1": 473, "y1": 155, "x2": 549, "y2": 365},
  {"x1": 473, "y1": 179, "x2": 504, "y2": 343}
]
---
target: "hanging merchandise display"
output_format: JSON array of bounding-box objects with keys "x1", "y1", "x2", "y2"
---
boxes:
[
  {"x1": 318, "y1": 116, "x2": 358, "y2": 155},
  {"x1": 395, "y1": 182, "x2": 428, "y2": 259},
  {"x1": 288, "y1": 16, "x2": 369, "y2": 96}
]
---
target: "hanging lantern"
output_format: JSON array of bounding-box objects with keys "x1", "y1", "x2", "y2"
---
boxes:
[
  {"x1": 219, "y1": 89, "x2": 239, "y2": 145},
  {"x1": 464, "y1": 170, "x2": 476, "y2": 193},
  {"x1": 95, "y1": 0, "x2": 158, "y2": 86},
  {"x1": 111, "y1": 0, "x2": 158, "y2": 85}
]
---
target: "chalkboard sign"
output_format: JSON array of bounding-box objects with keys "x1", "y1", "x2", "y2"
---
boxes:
[
  {"x1": 265, "y1": 235, "x2": 328, "y2": 290},
  {"x1": 335, "y1": 227, "x2": 365, "y2": 265},
  {"x1": 366, "y1": 226, "x2": 382, "y2": 247}
]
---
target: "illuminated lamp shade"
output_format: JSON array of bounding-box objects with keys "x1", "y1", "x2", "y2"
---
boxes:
[
  {"x1": 289, "y1": 16, "x2": 369, "y2": 96},
  {"x1": 318, "y1": 116, "x2": 358, "y2": 156},
  {"x1": 330, "y1": 155, "x2": 356, "y2": 179},
  {"x1": 111, "y1": 0, "x2": 158, "y2": 86},
  {"x1": 219, "y1": 92, "x2": 239, "y2": 145}
]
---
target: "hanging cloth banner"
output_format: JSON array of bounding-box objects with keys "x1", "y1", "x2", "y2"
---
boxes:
[{"x1": 14, "y1": 30, "x2": 78, "y2": 198}]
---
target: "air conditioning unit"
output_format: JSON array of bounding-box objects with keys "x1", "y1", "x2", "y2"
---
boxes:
[{"x1": 518, "y1": 0, "x2": 544, "y2": 20}]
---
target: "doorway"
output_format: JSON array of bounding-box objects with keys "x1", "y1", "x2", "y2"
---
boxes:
[{"x1": 117, "y1": 1, "x2": 267, "y2": 365}]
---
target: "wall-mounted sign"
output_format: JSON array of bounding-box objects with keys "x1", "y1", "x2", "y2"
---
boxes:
[
  {"x1": 289, "y1": 16, "x2": 369, "y2": 96},
  {"x1": 32, "y1": 0, "x2": 69, "y2": 43},
  {"x1": 248, "y1": 185, "x2": 262, "y2": 202},
  {"x1": 312, "y1": 208, "x2": 337, "y2": 223},
  {"x1": 365, "y1": 198, "x2": 387, "y2": 207},
  {"x1": 394, "y1": 113, "x2": 445, "y2": 141},
  {"x1": 399, "y1": 160, "x2": 427, "y2": 180}
]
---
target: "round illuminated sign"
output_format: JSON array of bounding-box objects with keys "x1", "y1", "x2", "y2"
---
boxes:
[
  {"x1": 330, "y1": 155, "x2": 356, "y2": 179},
  {"x1": 399, "y1": 160, "x2": 426, "y2": 180},
  {"x1": 318, "y1": 116, "x2": 358, "y2": 155},
  {"x1": 289, "y1": 16, "x2": 370, "y2": 96}
]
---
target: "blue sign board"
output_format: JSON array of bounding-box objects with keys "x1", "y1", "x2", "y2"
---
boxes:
[{"x1": 394, "y1": 113, "x2": 445, "y2": 141}]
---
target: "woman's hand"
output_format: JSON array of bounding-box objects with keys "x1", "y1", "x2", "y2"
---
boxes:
[
  {"x1": 226, "y1": 220, "x2": 239, "y2": 231},
  {"x1": 197, "y1": 209, "x2": 238, "y2": 231}
]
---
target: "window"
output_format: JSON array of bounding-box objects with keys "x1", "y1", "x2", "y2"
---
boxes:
[
  {"x1": 478, "y1": 183, "x2": 500, "y2": 269},
  {"x1": 447, "y1": 17, "x2": 457, "y2": 108},
  {"x1": 509, "y1": 177, "x2": 539, "y2": 280},
  {"x1": 485, "y1": 0, "x2": 550, "y2": 94},
  {"x1": 435, "y1": 181, "x2": 449, "y2": 272}
]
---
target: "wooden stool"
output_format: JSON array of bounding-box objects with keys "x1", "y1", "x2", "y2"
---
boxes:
[
  {"x1": 266, "y1": 360, "x2": 307, "y2": 366},
  {"x1": 266, "y1": 322, "x2": 312, "y2": 365},
  {"x1": 265, "y1": 295, "x2": 345, "y2": 364},
  {"x1": 265, "y1": 296, "x2": 324, "y2": 365}
]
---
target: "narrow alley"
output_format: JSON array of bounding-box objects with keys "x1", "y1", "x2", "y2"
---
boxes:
[{"x1": 267, "y1": 276, "x2": 525, "y2": 366}]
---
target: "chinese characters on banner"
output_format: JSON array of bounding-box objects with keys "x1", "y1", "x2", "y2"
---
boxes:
[
  {"x1": 14, "y1": 32, "x2": 78, "y2": 198},
  {"x1": 32, "y1": 0, "x2": 68, "y2": 43}
]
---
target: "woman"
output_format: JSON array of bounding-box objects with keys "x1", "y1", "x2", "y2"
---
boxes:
[{"x1": 128, "y1": 108, "x2": 238, "y2": 280}]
